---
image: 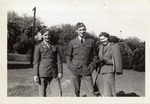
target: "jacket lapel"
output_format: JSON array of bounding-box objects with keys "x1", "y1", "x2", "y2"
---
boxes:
[
  {"x1": 83, "y1": 38, "x2": 90, "y2": 46},
  {"x1": 98, "y1": 45, "x2": 104, "y2": 60},
  {"x1": 74, "y1": 37, "x2": 82, "y2": 45},
  {"x1": 103, "y1": 43, "x2": 114, "y2": 53},
  {"x1": 74, "y1": 36, "x2": 90, "y2": 46}
]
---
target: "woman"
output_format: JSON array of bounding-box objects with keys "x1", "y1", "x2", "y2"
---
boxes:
[{"x1": 98, "y1": 32, "x2": 123, "y2": 97}]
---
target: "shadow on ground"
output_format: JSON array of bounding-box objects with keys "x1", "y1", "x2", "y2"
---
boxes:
[
  {"x1": 8, "y1": 63, "x2": 33, "y2": 70},
  {"x1": 116, "y1": 91, "x2": 140, "y2": 97}
]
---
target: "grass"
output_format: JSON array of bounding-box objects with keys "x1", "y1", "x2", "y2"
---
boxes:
[{"x1": 7, "y1": 62, "x2": 145, "y2": 97}]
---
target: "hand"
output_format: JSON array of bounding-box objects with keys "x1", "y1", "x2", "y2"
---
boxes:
[
  {"x1": 56, "y1": 73, "x2": 63, "y2": 80},
  {"x1": 102, "y1": 59, "x2": 108, "y2": 64},
  {"x1": 99, "y1": 59, "x2": 107, "y2": 65},
  {"x1": 34, "y1": 76, "x2": 39, "y2": 83}
]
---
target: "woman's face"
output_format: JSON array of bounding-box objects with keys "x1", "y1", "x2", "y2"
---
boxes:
[{"x1": 99, "y1": 35, "x2": 109, "y2": 46}]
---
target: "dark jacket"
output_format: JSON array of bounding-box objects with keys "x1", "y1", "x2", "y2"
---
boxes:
[
  {"x1": 98, "y1": 43, "x2": 123, "y2": 74},
  {"x1": 66, "y1": 37, "x2": 98, "y2": 75},
  {"x1": 33, "y1": 41, "x2": 63, "y2": 77}
]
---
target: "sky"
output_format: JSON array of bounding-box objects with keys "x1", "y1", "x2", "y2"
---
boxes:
[{"x1": 2, "y1": 0, "x2": 150, "y2": 41}]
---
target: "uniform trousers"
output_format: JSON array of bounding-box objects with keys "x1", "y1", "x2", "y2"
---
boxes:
[
  {"x1": 38, "y1": 77, "x2": 61, "y2": 97},
  {"x1": 70, "y1": 70, "x2": 95, "y2": 97},
  {"x1": 101, "y1": 72, "x2": 116, "y2": 97}
]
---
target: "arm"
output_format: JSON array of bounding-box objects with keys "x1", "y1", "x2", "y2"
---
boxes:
[
  {"x1": 103, "y1": 59, "x2": 113, "y2": 65},
  {"x1": 91, "y1": 40, "x2": 99, "y2": 69},
  {"x1": 112, "y1": 44, "x2": 123, "y2": 74},
  {"x1": 66, "y1": 41, "x2": 73, "y2": 66},
  {"x1": 57, "y1": 46, "x2": 63, "y2": 74},
  {"x1": 33, "y1": 45, "x2": 40, "y2": 76},
  {"x1": 33, "y1": 45, "x2": 40, "y2": 83}
]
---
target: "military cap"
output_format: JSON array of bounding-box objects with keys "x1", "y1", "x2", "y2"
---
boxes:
[{"x1": 75, "y1": 22, "x2": 86, "y2": 30}]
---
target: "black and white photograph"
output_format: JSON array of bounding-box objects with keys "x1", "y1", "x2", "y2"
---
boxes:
[{"x1": 0, "y1": 0, "x2": 150, "y2": 103}]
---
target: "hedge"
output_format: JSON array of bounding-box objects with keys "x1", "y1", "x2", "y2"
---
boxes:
[{"x1": 8, "y1": 53, "x2": 31, "y2": 62}]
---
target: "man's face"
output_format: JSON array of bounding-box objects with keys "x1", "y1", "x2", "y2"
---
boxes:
[
  {"x1": 42, "y1": 31, "x2": 51, "y2": 42},
  {"x1": 76, "y1": 26, "x2": 86, "y2": 38},
  {"x1": 99, "y1": 35, "x2": 109, "y2": 46}
]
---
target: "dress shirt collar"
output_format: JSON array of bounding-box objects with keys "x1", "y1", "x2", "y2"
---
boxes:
[
  {"x1": 78, "y1": 36, "x2": 85, "y2": 41},
  {"x1": 43, "y1": 41, "x2": 50, "y2": 47}
]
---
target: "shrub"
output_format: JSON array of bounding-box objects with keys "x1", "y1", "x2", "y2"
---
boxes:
[
  {"x1": 118, "y1": 42, "x2": 133, "y2": 69},
  {"x1": 8, "y1": 53, "x2": 30, "y2": 62},
  {"x1": 130, "y1": 42, "x2": 145, "y2": 72}
]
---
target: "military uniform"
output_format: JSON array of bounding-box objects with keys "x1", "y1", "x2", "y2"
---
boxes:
[
  {"x1": 33, "y1": 41, "x2": 63, "y2": 96},
  {"x1": 98, "y1": 42, "x2": 122, "y2": 96},
  {"x1": 66, "y1": 36, "x2": 97, "y2": 96}
]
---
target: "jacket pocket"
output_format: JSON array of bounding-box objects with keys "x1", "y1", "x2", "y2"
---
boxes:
[
  {"x1": 84, "y1": 45, "x2": 92, "y2": 55},
  {"x1": 73, "y1": 45, "x2": 80, "y2": 55},
  {"x1": 73, "y1": 45, "x2": 80, "y2": 48},
  {"x1": 40, "y1": 64, "x2": 50, "y2": 68},
  {"x1": 85, "y1": 45, "x2": 92, "y2": 48},
  {"x1": 69, "y1": 60, "x2": 82, "y2": 69},
  {"x1": 40, "y1": 60, "x2": 50, "y2": 68},
  {"x1": 72, "y1": 59, "x2": 79, "y2": 66}
]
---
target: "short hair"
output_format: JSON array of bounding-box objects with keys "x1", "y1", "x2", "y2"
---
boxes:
[
  {"x1": 41, "y1": 28, "x2": 49, "y2": 35},
  {"x1": 99, "y1": 32, "x2": 110, "y2": 38},
  {"x1": 75, "y1": 22, "x2": 86, "y2": 30}
]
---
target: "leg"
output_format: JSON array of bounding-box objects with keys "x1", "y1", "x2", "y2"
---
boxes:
[
  {"x1": 70, "y1": 71, "x2": 81, "y2": 97},
  {"x1": 82, "y1": 75, "x2": 96, "y2": 97},
  {"x1": 102, "y1": 73, "x2": 115, "y2": 97},
  {"x1": 109, "y1": 73, "x2": 116, "y2": 97},
  {"x1": 92, "y1": 70, "x2": 100, "y2": 93},
  {"x1": 38, "y1": 77, "x2": 48, "y2": 97},
  {"x1": 102, "y1": 73, "x2": 111, "y2": 97},
  {"x1": 97, "y1": 73, "x2": 104, "y2": 96},
  {"x1": 49, "y1": 78, "x2": 62, "y2": 97}
]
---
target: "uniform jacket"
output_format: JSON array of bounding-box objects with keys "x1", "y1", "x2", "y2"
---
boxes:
[
  {"x1": 66, "y1": 36, "x2": 98, "y2": 75},
  {"x1": 98, "y1": 43, "x2": 123, "y2": 74},
  {"x1": 33, "y1": 41, "x2": 63, "y2": 77}
]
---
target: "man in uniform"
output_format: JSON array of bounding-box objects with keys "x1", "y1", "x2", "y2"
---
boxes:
[
  {"x1": 33, "y1": 29, "x2": 63, "y2": 97},
  {"x1": 66, "y1": 22, "x2": 97, "y2": 97}
]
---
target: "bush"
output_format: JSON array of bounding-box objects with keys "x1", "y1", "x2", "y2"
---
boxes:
[
  {"x1": 8, "y1": 53, "x2": 30, "y2": 62},
  {"x1": 118, "y1": 42, "x2": 133, "y2": 69},
  {"x1": 130, "y1": 42, "x2": 145, "y2": 72}
]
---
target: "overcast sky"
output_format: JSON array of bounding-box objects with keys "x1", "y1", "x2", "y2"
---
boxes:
[{"x1": 3, "y1": 0, "x2": 150, "y2": 41}]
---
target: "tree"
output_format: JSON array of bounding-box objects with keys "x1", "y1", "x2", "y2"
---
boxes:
[
  {"x1": 130, "y1": 42, "x2": 145, "y2": 71},
  {"x1": 7, "y1": 11, "x2": 43, "y2": 54},
  {"x1": 109, "y1": 35, "x2": 120, "y2": 43},
  {"x1": 124, "y1": 37, "x2": 141, "y2": 51},
  {"x1": 124, "y1": 37, "x2": 145, "y2": 71},
  {"x1": 118, "y1": 42, "x2": 133, "y2": 69},
  {"x1": 7, "y1": 12, "x2": 21, "y2": 52}
]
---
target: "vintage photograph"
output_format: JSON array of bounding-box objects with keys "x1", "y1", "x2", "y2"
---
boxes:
[{"x1": 1, "y1": 0, "x2": 149, "y2": 103}]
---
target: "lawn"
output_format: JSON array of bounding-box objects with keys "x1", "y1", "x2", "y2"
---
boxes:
[{"x1": 7, "y1": 62, "x2": 145, "y2": 97}]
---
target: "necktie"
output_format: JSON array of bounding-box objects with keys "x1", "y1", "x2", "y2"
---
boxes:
[
  {"x1": 46, "y1": 43, "x2": 50, "y2": 48},
  {"x1": 81, "y1": 38, "x2": 83, "y2": 44}
]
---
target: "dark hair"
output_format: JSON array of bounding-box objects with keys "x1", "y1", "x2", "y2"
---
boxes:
[
  {"x1": 75, "y1": 22, "x2": 86, "y2": 30},
  {"x1": 99, "y1": 32, "x2": 110, "y2": 38},
  {"x1": 99, "y1": 32, "x2": 110, "y2": 42}
]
